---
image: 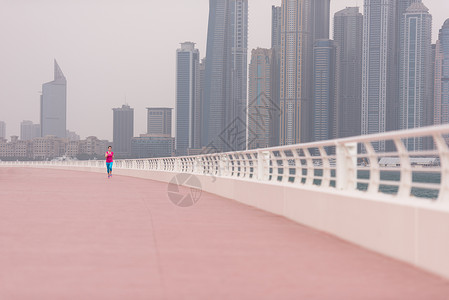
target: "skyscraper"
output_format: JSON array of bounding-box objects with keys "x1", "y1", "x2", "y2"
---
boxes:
[
  {"x1": 334, "y1": 7, "x2": 363, "y2": 139},
  {"x1": 20, "y1": 121, "x2": 41, "y2": 141},
  {"x1": 147, "y1": 108, "x2": 172, "y2": 137},
  {"x1": 279, "y1": 0, "x2": 330, "y2": 145},
  {"x1": 434, "y1": 19, "x2": 449, "y2": 126},
  {"x1": 430, "y1": 43, "x2": 436, "y2": 125},
  {"x1": 203, "y1": 0, "x2": 248, "y2": 152},
  {"x1": 361, "y1": 0, "x2": 397, "y2": 150},
  {"x1": 398, "y1": 1, "x2": 422, "y2": 67},
  {"x1": 0, "y1": 121, "x2": 5, "y2": 139},
  {"x1": 397, "y1": 0, "x2": 422, "y2": 133},
  {"x1": 279, "y1": 0, "x2": 306, "y2": 145},
  {"x1": 305, "y1": 0, "x2": 331, "y2": 143},
  {"x1": 41, "y1": 60, "x2": 67, "y2": 138},
  {"x1": 271, "y1": 6, "x2": 282, "y2": 147},
  {"x1": 113, "y1": 105, "x2": 134, "y2": 158},
  {"x1": 312, "y1": 40, "x2": 337, "y2": 142},
  {"x1": 399, "y1": 2, "x2": 432, "y2": 150},
  {"x1": 176, "y1": 42, "x2": 201, "y2": 156},
  {"x1": 248, "y1": 48, "x2": 273, "y2": 150}
]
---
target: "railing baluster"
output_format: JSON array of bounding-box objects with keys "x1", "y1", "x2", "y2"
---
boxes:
[
  {"x1": 394, "y1": 138, "x2": 412, "y2": 198},
  {"x1": 318, "y1": 146, "x2": 331, "y2": 188},
  {"x1": 364, "y1": 142, "x2": 381, "y2": 194},
  {"x1": 434, "y1": 134, "x2": 449, "y2": 202}
]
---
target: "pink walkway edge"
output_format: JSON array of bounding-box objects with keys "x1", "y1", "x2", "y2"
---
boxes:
[{"x1": 1, "y1": 167, "x2": 449, "y2": 300}]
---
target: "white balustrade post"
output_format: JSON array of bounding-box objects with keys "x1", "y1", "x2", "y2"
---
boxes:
[
  {"x1": 434, "y1": 134, "x2": 449, "y2": 202},
  {"x1": 193, "y1": 157, "x2": 200, "y2": 174},
  {"x1": 174, "y1": 158, "x2": 180, "y2": 173},
  {"x1": 257, "y1": 151, "x2": 270, "y2": 181},
  {"x1": 318, "y1": 146, "x2": 331, "y2": 187},
  {"x1": 336, "y1": 142, "x2": 357, "y2": 191},
  {"x1": 220, "y1": 155, "x2": 228, "y2": 177},
  {"x1": 157, "y1": 159, "x2": 162, "y2": 171},
  {"x1": 394, "y1": 138, "x2": 412, "y2": 198}
]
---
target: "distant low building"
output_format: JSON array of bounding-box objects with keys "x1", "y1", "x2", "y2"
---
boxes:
[
  {"x1": 32, "y1": 136, "x2": 66, "y2": 160},
  {"x1": 131, "y1": 135, "x2": 175, "y2": 159},
  {"x1": 66, "y1": 140, "x2": 80, "y2": 158},
  {"x1": 0, "y1": 134, "x2": 110, "y2": 161},
  {"x1": 21, "y1": 121, "x2": 41, "y2": 141},
  {"x1": 0, "y1": 136, "x2": 32, "y2": 159},
  {"x1": 78, "y1": 136, "x2": 109, "y2": 158},
  {"x1": 66, "y1": 130, "x2": 80, "y2": 141}
]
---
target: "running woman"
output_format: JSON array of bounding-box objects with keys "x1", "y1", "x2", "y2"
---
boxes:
[{"x1": 105, "y1": 146, "x2": 114, "y2": 178}]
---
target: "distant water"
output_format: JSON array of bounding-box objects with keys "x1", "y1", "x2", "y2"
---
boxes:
[
  {"x1": 286, "y1": 169, "x2": 441, "y2": 200},
  {"x1": 357, "y1": 170, "x2": 440, "y2": 200}
]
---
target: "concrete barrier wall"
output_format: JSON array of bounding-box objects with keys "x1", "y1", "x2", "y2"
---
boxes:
[{"x1": 13, "y1": 165, "x2": 449, "y2": 280}]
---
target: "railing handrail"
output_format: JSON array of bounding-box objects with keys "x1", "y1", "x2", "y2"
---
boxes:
[{"x1": 2, "y1": 124, "x2": 449, "y2": 203}]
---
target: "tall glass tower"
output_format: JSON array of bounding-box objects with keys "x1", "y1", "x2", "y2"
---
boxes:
[
  {"x1": 41, "y1": 60, "x2": 67, "y2": 139},
  {"x1": 176, "y1": 42, "x2": 201, "y2": 156},
  {"x1": 248, "y1": 48, "x2": 273, "y2": 150},
  {"x1": 361, "y1": 0, "x2": 397, "y2": 150},
  {"x1": 334, "y1": 7, "x2": 363, "y2": 139},
  {"x1": 203, "y1": 0, "x2": 248, "y2": 152},
  {"x1": 312, "y1": 39, "x2": 337, "y2": 142},
  {"x1": 271, "y1": 6, "x2": 282, "y2": 147},
  {"x1": 279, "y1": 0, "x2": 330, "y2": 145},
  {"x1": 399, "y1": 2, "x2": 432, "y2": 150},
  {"x1": 434, "y1": 19, "x2": 449, "y2": 126}
]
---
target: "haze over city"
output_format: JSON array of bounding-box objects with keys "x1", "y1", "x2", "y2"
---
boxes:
[
  {"x1": 1, "y1": 0, "x2": 448, "y2": 140},
  {"x1": 3, "y1": 2, "x2": 449, "y2": 298}
]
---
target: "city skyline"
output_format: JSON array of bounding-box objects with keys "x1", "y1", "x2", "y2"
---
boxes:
[{"x1": 1, "y1": 0, "x2": 448, "y2": 141}]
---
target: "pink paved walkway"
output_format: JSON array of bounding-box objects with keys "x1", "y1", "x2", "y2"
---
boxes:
[{"x1": 1, "y1": 168, "x2": 449, "y2": 300}]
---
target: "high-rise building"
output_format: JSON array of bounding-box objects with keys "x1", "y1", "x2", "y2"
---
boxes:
[
  {"x1": 0, "y1": 121, "x2": 5, "y2": 139},
  {"x1": 271, "y1": 6, "x2": 282, "y2": 147},
  {"x1": 397, "y1": 0, "x2": 422, "y2": 130},
  {"x1": 41, "y1": 60, "x2": 67, "y2": 138},
  {"x1": 399, "y1": 2, "x2": 432, "y2": 150},
  {"x1": 146, "y1": 108, "x2": 172, "y2": 137},
  {"x1": 279, "y1": 0, "x2": 330, "y2": 145},
  {"x1": 434, "y1": 19, "x2": 449, "y2": 126},
  {"x1": 430, "y1": 43, "x2": 436, "y2": 126},
  {"x1": 361, "y1": 0, "x2": 397, "y2": 150},
  {"x1": 312, "y1": 40, "x2": 337, "y2": 142},
  {"x1": 334, "y1": 7, "x2": 363, "y2": 139},
  {"x1": 248, "y1": 48, "x2": 273, "y2": 150},
  {"x1": 113, "y1": 105, "x2": 134, "y2": 158},
  {"x1": 305, "y1": 0, "x2": 331, "y2": 143},
  {"x1": 203, "y1": 0, "x2": 248, "y2": 152},
  {"x1": 199, "y1": 58, "x2": 206, "y2": 137},
  {"x1": 176, "y1": 42, "x2": 201, "y2": 156},
  {"x1": 434, "y1": 41, "x2": 444, "y2": 125},
  {"x1": 21, "y1": 121, "x2": 41, "y2": 141},
  {"x1": 398, "y1": 1, "x2": 422, "y2": 69}
]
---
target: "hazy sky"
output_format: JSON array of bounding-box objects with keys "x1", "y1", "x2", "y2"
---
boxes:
[{"x1": 1, "y1": 0, "x2": 448, "y2": 140}]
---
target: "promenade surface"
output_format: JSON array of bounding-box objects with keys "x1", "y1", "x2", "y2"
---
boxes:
[{"x1": 1, "y1": 167, "x2": 449, "y2": 300}]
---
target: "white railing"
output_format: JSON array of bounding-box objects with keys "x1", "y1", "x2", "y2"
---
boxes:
[{"x1": 2, "y1": 125, "x2": 449, "y2": 202}]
